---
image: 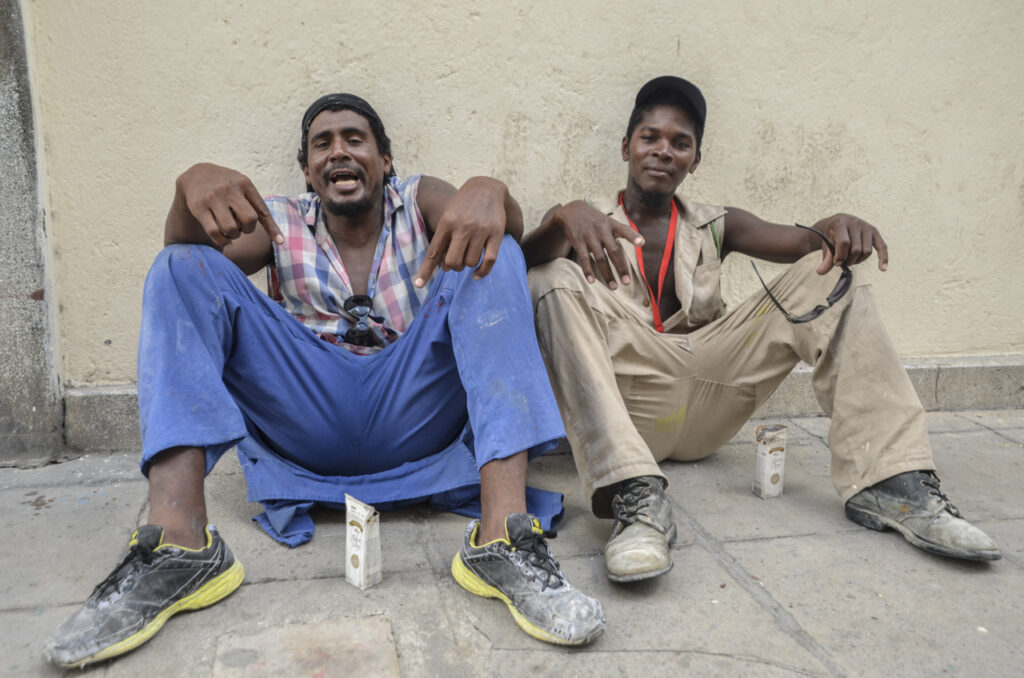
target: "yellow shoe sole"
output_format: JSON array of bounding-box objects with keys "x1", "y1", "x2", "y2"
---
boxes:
[
  {"x1": 451, "y1": 552, "x2": 584, "y2": 646},
  {"x1": 59, "y1": 558, "x2": 245, "y2": 669}
]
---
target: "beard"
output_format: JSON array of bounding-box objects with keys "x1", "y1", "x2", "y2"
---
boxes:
[
  {"x1": 323, "y1": 194, "x2": 376, "y2": 217},
  {"x1": 637, "y1": 188, "x2": 675, "y2": 210},
  {"x1": 319, "y1": 162, "x2": 377, "y2": 217}
]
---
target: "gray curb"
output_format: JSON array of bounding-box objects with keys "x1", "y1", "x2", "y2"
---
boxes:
[{"x1": 52, "y1": 355, "x2": 1024, "y2": 460}]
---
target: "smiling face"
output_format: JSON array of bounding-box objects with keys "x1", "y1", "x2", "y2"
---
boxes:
[
  {"x1": 621, "y1": 104, "x2": 701, "y2": 200},
  {"x1": 301, "y1": 108, "x2": 393, "y2": 217}
]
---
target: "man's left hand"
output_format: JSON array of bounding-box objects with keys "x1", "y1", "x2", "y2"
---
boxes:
[
  {"x1": 810, "y1": 213, "x2": 889, "y2": 274},
  {"x1": 414, "y1": 177, "x2": 510, "y2": 287}
]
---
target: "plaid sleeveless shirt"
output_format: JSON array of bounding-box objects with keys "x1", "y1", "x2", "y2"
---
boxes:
[{"x1": 264, "y1": 174, "x2": 434, "y2": 354}]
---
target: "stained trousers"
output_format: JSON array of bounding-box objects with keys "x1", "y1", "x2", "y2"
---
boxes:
[
  {"x1": 137, "y1": 240, "x2": 564, "y2": 494},
  {"x1": 529, "y1": 253, "x2": 935, "y2": 517}
]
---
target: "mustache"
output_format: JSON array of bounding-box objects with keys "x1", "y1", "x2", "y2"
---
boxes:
[{"x1": 322, "y1": 163, "x2": 367, "y2": 184}]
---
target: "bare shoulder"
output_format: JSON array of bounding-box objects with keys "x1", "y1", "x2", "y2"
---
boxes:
[
  {"x1": 416, "y1": 175, "x2": 457, "y2": 205},
  {"x1": 415, "y1": 175, "x2": 457, "y2": 230}
]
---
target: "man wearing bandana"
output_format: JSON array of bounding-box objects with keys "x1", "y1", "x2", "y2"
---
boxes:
[{"x1": 45, "y1": 94, "x2": 605, "y2": 668}]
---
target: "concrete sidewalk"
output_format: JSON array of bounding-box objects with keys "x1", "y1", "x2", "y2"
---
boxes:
[{"x1": 2, "y1": 409, "x2": 1022, "y2": 677}]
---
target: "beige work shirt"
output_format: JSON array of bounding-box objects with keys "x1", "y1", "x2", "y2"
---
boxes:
[{"x1": 593, "y1": 193, "x2": 727, "y2": 334}]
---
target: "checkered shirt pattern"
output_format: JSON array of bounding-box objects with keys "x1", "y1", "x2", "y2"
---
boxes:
[{"x1": 264, "y1": 174, "x2": 433, "y2": 354}]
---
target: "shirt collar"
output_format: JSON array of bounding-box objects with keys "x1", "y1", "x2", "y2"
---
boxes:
[
  {"x1": 603, "y1": 189, "x2": 724, "y2": 230},
  {"x1": 302, "y1": 178, "x2": 404, "y2": 234}
]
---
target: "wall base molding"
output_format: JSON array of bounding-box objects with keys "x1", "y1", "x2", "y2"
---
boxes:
[{"x1": 59, "y1": 355, "x2": 1024, "y2": 456}]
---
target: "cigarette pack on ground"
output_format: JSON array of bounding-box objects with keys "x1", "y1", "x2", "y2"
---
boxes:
[
  {"x1": 345, "y1": 493, "x2": 382, "y2": 590},
  {"x1": 753, "y1": 424, "x2": 787, "y2": 499}
]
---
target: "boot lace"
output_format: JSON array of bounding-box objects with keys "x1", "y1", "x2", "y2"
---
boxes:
[
  {"x1": 612, "y1": 477, "x2": 657, "y2": 524},
  {"x1": 921, "y1": 471, "x2": 962, "y2": 518}
]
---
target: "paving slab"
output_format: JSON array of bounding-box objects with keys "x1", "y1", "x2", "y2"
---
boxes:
[
  {"x1": 958, "y1": 409, "x2": 1024, "y2": 430},
  {"x1": 668, "y1": 440, "x2": 847, "y2": 543},
  {"x1": 460, "y1": 546, "x2": 828, "y2": 672},
  {"x1": 981, "y1": 518, "x2": 1024, "y2": 569},
  {"x1": 0, "y1": 607, "x2": 67, "y2": 678},
  {"x1": 786, "y1": 411, "x2": 991, "y2": 441},
  {"x1": 925, "y1": 411, "x2": 998, "y2": 433},
  {"x1": 926, "y1": 429, "x2": 1024, "y2": 521},
  {"x1": 990, "y1": 428, "x2": 1024, "y2": 446},
  {"x1": 3, "y1": 410, "x2": 1023, "y2": 677},
  {"x1": 0, "y1": 452, "x2": 142, "y2": 491},
  {"x1": 212, "y1": 617, "x2": 400, "y2": 677},
  {"x1": 0, "y1": 480, "x2": 147, "y2": 610},
  {"x1": 725, "y1": 531, "x2": 1024, "y2": 678}
]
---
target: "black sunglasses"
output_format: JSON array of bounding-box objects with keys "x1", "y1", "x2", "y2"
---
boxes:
[
  {"x1": 750, "y1": 224, "x2": 853, "y2": 324},
  {"x1": 342, "y1": 294, "x2": 386, "y2": 347}
]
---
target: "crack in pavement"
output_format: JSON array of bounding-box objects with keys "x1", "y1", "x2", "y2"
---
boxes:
[
  {"x1": 490, "y1": 646, "x2": 828, "y2": 676},
  {"x1": 673, "y1": 504, "x2": 850, "y2": 678}
]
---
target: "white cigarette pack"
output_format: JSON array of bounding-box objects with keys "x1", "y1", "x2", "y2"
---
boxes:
[
  {"x1": 345, "y1": 494, "x2": 382, "y2": 590},
  {"x1": 753, "y1": 425, "x2": 787, "y2": 499}
]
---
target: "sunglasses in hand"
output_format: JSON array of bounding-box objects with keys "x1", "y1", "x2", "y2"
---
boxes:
[{"x1": 750, "y1": 224, "x2": 853, "y2": 324}]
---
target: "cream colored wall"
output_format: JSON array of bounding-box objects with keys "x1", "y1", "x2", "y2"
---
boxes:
[{"x1": 26, "y1": 0, "x2": 1024, "y2": 387}]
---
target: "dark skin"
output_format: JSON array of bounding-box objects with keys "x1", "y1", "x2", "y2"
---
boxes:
[
  {"x1": 156, "y1": 108, "x2": 527, "y2": 547},
  {"x1": 522, "y1": 104, "x2": 889, "y2": 317},
  {"x1": 166, "y1": 110, "x2": 524, "y2": 286}
]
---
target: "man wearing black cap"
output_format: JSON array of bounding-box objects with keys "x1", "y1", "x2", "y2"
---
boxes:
[
  {"x1": 523, "y1": 76, "x2": 1000, "y2": 584},
  {"x1": 45, "y1": 93, "x2": 605, "y2": 668}
]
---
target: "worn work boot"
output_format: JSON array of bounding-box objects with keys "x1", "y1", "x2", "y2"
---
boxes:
[
  {"x1": 845, "y1": 470, "x2": 1000, "y2": 561},
  {"x1": 452, "y1": 513, "x2": 605, "y2": 646},
  {"x1": 44, "y1": 524, "x2": 244, "y2": 668},
  {"x1": 604, "y1": 476, "x2": 677, "y2": 582}
]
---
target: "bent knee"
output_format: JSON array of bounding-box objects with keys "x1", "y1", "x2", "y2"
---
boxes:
[
  {"x1": 152, "y1": 243, "x2": 227, "y2": 270},
  {"x1": 489, "y1": 234, "x2": 526, "y2": 272},
  {"x1": 146, "y1": 243, "x2": 235, "y2": 291},
  {"x1": 528, "y1": 258, "x2": 589, "y2": 301}
]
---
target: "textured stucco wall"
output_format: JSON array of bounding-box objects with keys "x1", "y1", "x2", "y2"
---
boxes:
[
  {"x1": 0, "y1": 0, "x2": 61, "y2": 461},
  {"x1": 25, "y1": 0, "x2": 1024, "y2": 388}
]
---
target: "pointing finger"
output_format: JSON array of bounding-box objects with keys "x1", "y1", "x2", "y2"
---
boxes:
[
  {"x1": 415, "y1": 230, "x2": 450, "y2": 288},
  {"x1": 243, "y1": 183, "x2": 283, "y2": 244},
  {"x1": 873, "y1": 230, "x2": 889, "y2": 271}
]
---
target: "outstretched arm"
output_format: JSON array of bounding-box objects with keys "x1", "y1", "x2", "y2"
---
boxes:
[
  {"x1": 413, "y1": 175, "x2": 523, "y2": 287},
  {"x1": 520, "y1": 201, "x2": 643, "y2": 288},
  {"x1": 165, "y1": 162, "x2": 284, "y2": 276},
  {"x1": 723, "y1": 207, "x2": 888, "y2": 274}
]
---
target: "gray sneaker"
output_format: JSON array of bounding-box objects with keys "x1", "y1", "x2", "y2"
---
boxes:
[
  {"x1": 44, "y1": 524, "x2": 244, "y2": 668},
  {"x1": 846, "y1": 470, "x2": 1000, "y2": 561},
  {"x1": 451, "y1": 513, "x2": 605, "y2": 646},
  {"x1": 604, "y1": 476, "x2": 676, "y2": 582}
]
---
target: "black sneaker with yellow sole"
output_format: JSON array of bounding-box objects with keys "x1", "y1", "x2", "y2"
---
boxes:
[
  {"x1": 452, "y1": 513, "x2": 605, "y2": 646},
  {"x1": 44, "y1": 523, "x2": 244, "y2": 668}
]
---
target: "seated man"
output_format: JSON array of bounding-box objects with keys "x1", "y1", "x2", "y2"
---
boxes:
[
  {"x1": 523, "y1": 76, "x2": 1000, "y2": 583},
  {"x1": 45, "y1": 93, "x2": 604, "y2": 668}
]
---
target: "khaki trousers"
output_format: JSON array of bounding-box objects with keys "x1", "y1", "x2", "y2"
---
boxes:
[{"x1": 529, "y1": 253, "x2": 935, "y2": 517}]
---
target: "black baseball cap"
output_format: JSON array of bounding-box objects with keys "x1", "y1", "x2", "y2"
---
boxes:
[{"x1": 631, "y1": 76, "x2": 707, "y2": 147}]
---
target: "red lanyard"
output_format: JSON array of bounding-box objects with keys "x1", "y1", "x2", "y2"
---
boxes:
[{"x1": 619, "y1": 194, "x2": 678, "y2": 333}]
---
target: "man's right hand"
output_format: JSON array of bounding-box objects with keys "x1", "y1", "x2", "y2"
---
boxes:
[
  {"x1": 547, "y1": 200, "x2": 642, "y2": 289},
  {"x1": 166, "y1": 163, "x2": 283, "y2": 248}
]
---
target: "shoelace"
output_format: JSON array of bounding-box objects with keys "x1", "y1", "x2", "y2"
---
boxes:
[
  {"x1": 613, "y1": 478, "x2": 656, "y2": 524},
  {"x1": 90, "y1": 536, "x2": 159, "y2": 598},
  {"x1": 921, "y1": 471, "x2": 963, "y2": 518},
  {"x1": 510, "y1": 526, "x2": 564, "y2": 590}
]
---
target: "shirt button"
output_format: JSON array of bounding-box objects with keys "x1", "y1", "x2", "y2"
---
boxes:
[{"x1": 642, "y1": 299, "x2": 650, "y2": 307}]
